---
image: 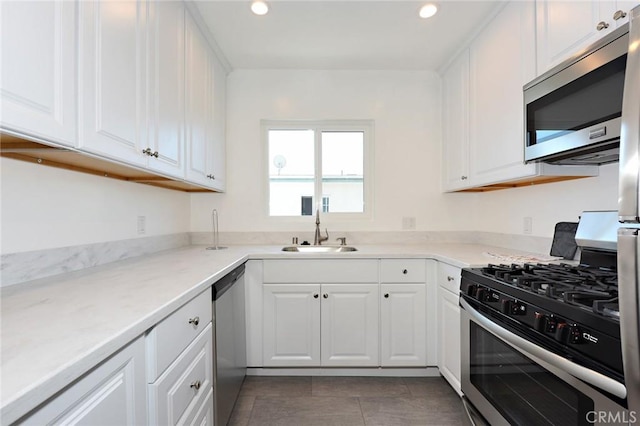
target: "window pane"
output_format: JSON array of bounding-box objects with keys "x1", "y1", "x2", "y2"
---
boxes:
[
  {"x1": 321, "y1": 131, "x2": 364, "y2": 213},
  {"x1": 269, "y1": 129, "x2": 315, "y2": 216}
]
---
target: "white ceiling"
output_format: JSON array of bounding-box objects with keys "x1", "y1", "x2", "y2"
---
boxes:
[{"x1": 195, "y1": 0, "x2": 505, "y2": 71}]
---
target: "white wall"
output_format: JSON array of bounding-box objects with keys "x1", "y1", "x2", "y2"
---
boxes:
[
  {"x1": 473, "y1": 163, "x2": 618, "y2": 238},
  {"x1": 191, "y1": 69, "x2": 476, "y2": 233},
  {"x1": 1, "y1": 158, "x2": 190, "y2": 253}
]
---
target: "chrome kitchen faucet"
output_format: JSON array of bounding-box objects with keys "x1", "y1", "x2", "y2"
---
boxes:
[{"x1": 313, "y1": 209, "x2": 329, "y2": 245}]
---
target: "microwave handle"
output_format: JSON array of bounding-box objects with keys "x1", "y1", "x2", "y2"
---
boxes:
[
  {"x1": 460, "y1": 297, "x2": 627, "y2": 399},
  {"x1": 619, "y1": 5, "x2": 640, "y2": 222}
]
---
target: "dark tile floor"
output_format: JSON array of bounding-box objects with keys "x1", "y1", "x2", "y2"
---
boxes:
[{"x1": 227, "y1": 376, "x2": 465, "y2": 426}]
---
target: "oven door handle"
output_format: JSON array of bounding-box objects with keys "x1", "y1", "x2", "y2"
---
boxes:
[{"x1": 460, "y1": 298, "x2": 627, "y2": 399}]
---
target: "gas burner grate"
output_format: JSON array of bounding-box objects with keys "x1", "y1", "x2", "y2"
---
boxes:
[{"x1": 480, "y1": 262, "x2": 618, "y2": 316}]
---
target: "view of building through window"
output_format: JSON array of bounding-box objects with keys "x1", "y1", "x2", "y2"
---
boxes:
[{"x1": 267, "y1": 124, "x2": 367, "y2": 217}]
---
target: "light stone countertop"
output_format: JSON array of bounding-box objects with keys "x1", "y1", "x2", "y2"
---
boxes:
[{"x1": 0, "y1": 242, "x2": 556, "y2": 424}]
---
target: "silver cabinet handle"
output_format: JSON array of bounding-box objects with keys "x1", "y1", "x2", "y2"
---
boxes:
[
  {"x1": 460, "y1": 298, "x2": 627, "y2": 399},
  {"x1": 142, "y1": 148, "x2": 159, "y2": 158},
  {"x1": 188, "y1": 316, "x2": 200, "y2": 327},
  {"x1": 190, "y1": 380, "x2": 202, "y2": 391},
  {"x1": 447, "y1": 276, "x2": 455, "y2": 281},
  {"x1": 402, "y1": 269, "x2": 408, "y2": 275},
  {"x1": 323, "y1": 294, "x2": 328, "y2": 299},
  {"x1": 596, "y1": 21, "x2": 610, "y2": 31},
  {"x1": 613, "y1": 10, "x2": 626, "y2": 20}
]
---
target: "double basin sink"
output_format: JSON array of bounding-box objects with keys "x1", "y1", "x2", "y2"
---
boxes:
[{"x1": 282, "y1": 246, "x2": 358, "y2": 253}]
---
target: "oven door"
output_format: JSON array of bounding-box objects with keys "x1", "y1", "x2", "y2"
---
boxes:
[{"x1": 460, "y1": 297, "x2": 630, "y2": 426}]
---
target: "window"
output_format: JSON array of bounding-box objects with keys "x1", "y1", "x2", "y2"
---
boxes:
[{"x1": 265, "y1": 121, "x2": 372, "y2": 217}]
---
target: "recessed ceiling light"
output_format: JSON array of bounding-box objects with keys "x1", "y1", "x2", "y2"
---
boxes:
[
  {"x1": 251, "y1": 0, "x2": 269, "y2": 16},
  {"x1": 419, "y1": 3, "x2": 438, "y2": 19}
]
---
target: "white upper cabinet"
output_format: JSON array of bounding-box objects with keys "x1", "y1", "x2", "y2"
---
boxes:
[
  {"x1": 442, "y1": 50, "x2": 470, "y2": 191},
  {"x1": 146, "y1": 1, "x2": 185, "y2": 178},
  {"x1": 78, "y1": 0, "x2": 147, "y2": 166},
  {"x1": 441, "y1": 1, "x2": 599, "y2": 192},
  {"x1": 185, "y1": 10, "x2": 226, "y2": 191},
  {"x1": 0, "y1": 1, "x2": 77, "y2": 146},
  {"x1": 536, "y1": 0, "x2": 639, "y2": 75},
  {"x1": 468, "y1": 1, "x2": 537, "y2": 185}
]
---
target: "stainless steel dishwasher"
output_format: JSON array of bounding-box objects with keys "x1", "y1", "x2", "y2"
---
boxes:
[{"x1": 212, "y1": 263, "x2": 246, "y2": 426}]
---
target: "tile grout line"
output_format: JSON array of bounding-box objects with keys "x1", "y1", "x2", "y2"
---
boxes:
[{"x1": 357, "y1": 397, "x2": 367, "y2": 426}]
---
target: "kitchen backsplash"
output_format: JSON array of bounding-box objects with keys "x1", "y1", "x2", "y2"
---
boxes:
[
  {"x1": 2, "y1": 231, "x2": 553, "y2": 287},
  {"x1": 190, "y1": 231, "x2": 553, "y2": 255},
  {"x1": 1, "y1": 233, "x2": 190, "y2": 287}
]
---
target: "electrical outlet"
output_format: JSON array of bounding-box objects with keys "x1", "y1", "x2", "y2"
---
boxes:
[
  {"x1": 402, "y1": 217, "x2": 416, "y2": 230},
  {"x1": 137, "y1": 216, "x2": 146, "y2": 235},
  {"x1": 523, "y1": 217, "x2": 532, "y2": 235}
]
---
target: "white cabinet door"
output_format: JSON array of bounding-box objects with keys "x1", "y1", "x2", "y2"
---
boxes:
[
  {"x1": 21, "y1": 337, "x2": 147, "y2": 425},
  {"x1": 438, "y1": 288, "x2": 461, "y2": 394},
  {"x1": 535, "y1": 0, "x2": 637, "y2": 75},
  {"x1": 469, "y1": 1, "x2": 537, "y2": 186},
  {"x1": 184, "y1": 11, "x2": 226, "y2": 191},
  {"x1": 263, "y1": 284, "x2": 321, "y2": 366},
  {"x1": 380, "y1": 284, "x2": 427, "y2": 367},
  {"x1": 78, "y1": 0, "x2": 147, "y2": 166},
  {"x1": 207, "y1": 52, "x2": 227, "y2": 191},
  {"x1": 442, "y1": 50, "x2": 470, "y2": 191},
  {"x1": 1, "y1": 0, "x2": 77, "y2": 146},
  {"x1": 146, "y1": 0, "x2": 185, "y2": 178},
  {"x1": 321, "y1": 284, "x2": 379, "y2": 367}
]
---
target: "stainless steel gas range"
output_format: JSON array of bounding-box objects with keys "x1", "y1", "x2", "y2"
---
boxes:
[{"x1": 459, "y1": 212, "x2": 636, "y2": 425}]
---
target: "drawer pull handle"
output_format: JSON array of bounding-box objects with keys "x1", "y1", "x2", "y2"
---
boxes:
[
  {"x1": 323, "y1": 294, "x2": 328, "y2": 299},
  {"x1": 447, "y1": 276, "x2": 455, "y2": 281},
  {"x1": 188, "y1": 316, "x2": 200, "y2": 327},
  {"x1": 190, "y1": 380, "x2": 202, "y2": 391},
  {"x1": 384, "y1": 293, "x2": 389, "y2": 298},
  {"x1": 402, "y1": 269, "x2": 408, "y2": 274},
  {"x1": 314, "y1": 293, "x2": 319, "y2": 299}
]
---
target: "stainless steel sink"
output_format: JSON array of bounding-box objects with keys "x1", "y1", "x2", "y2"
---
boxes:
[{"x1": 282, "y1": 245, "x2": 358, "y2": 253}]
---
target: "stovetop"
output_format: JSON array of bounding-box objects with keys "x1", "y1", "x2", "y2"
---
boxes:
[{"x1": 480, "y1": 263, "x2": 619, "y2": 319}]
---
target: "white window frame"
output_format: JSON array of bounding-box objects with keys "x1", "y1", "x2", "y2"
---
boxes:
[{"x1": 262, "y1": 119, "x2": 374, "y2": 221}]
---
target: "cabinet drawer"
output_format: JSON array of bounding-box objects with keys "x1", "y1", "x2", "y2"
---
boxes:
[
  {"x1": 263, "y1": 260, "x2": 378, "y2": 283},
  {"x1": 148, "y1": 323, "x2": 213, "y2": 426},
  {"x1": 380, "y1": 259, "x2": 426, "y2": 283},
  {"x1": 146, "y1": 288, "x2": 212, "y2": 381},
  {"x1": 438, "y1": 262, "x2": 462, "y2": 294}
]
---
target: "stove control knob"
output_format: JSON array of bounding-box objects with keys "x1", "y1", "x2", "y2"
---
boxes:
[
  {"x1": 466, "y1": 285, "x2": 477, "y2": 297},
  {"x1": 500, "y1": 300, "x2": 512, "y2": 314},
  {"x1": 534, "y1": 312, "x2": 545, "y2": 332},
  {"x1": 569, "y1": 325, "x2": 583, "y2": 344},
  {"x1": 476, "y1": 288, "x2": 487, "y2": 302},
  {"x1": 555, "y1": 322, "x2": 569, "y2": 343}
]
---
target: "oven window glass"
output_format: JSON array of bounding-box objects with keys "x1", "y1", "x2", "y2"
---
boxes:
[
  {"x1": 526, "y1": 54, "x2": 626, "y2": 147},
  {"x1": 470, "y1": 322, "x2": 594, "y2": 425}
]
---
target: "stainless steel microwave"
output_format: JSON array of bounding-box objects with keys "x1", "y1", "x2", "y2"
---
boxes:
[{"x1": 523, "y1": 25, "x2": 629, "y2": 165}]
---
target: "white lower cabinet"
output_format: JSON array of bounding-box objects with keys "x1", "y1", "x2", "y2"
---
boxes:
[
  {"x1": 321, "y1": 284, "x2": 379, "y2": 367},
  {"x1": 20, "y1": 337, "x2": 147, "y2": 425},
  {"x1": 146, "y1": 288, "x2": 214, "y2": 426},
  {"x1": 437, "y1": 263, "x2": 462, "y2": 395},
  {"x1": 262, "y1": 283, "x2": 379, "y2": 367},
  {"x1": 148, "y1": 323, "x2": 213, "y2": 425},
  {"x1": 259, "y1": 259, "x2": 432, "y2": 369},
  {"x1": 263, "y1": 284, "x2": 321, "y2": 366},
  {"x1": 380, "y1": 283, "x2": 427, "y2": 366}
]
